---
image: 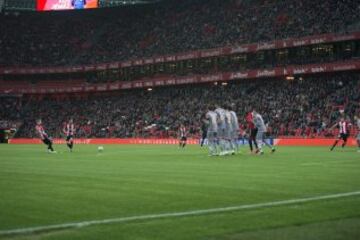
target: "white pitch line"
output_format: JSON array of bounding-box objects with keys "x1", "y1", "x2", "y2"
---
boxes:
[{"x1": 1, "y1": 191, "x2": 360, "y2": 237}]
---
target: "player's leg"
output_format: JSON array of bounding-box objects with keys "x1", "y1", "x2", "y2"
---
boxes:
[
  {"x1": 70, "y1": 138, "x2": 74, "y2": 150},
  {"x1": 256, "y1": 131, "x2": 264, "y2": 154},
  {"x1": 224, "y1": 129, "x2": 232, "y2": 154},
  {"x1": 66, "y1": 136, "x2": 73, "y2": 151},
  {"x1": 330, "y1": 135, "x2": 340, "y2": 151},
  {"x1": 207, "y1": 132, "x2": 217, "y2": 156},
  {"x1": 44, "y1": 138, "x2": 55, "y2": 152},
  {"x1": 234, "y1": 135, "x2": 240, "y2": 153},
  {"x1": 252, "y1": 129, "x2": 259, "y2": 153},
  {"x1": 248, "y1": 137, "x2": 253, "y2": 152},
  {"x1": 182, "y1": 137, "x2": 187, "y2": 148},
  {"x1": 207, "y1": 131, "x2": 213, "y2": 155},
  {"x1": 218, "y1": 129, "x2": 226, "y2": 155},
  {"x1": 200, "y1": 132, "x2": 206, "y2": 147},
  {"x1": 225, "y1": 139, "x2": 231, "y2": 155},
  {"x1": 357, "y1": 134, "x2": 360, "y2": 152},
  {"x1": 263, "y1": 132, "x2": 275, "y2": 152},
  {"x1": 230, "y1": 132, "x2": 238, "y2": 154},
  {"x1": 341, "y1": 134, "x2": 348, "y2": 148},
  {"x1": 252, "y1": 128, "x2": 259, "y2": 150}
]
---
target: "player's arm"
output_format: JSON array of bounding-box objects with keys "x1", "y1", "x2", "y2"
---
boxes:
[{"x1": 329, "y1": 122, "x2": 338, "y2": 130}]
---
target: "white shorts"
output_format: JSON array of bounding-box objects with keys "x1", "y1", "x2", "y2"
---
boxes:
[
  {"x1": 217, "y1": 128, "x2": 226, "y2": 139},
  {"x1": 207, "y1": 131, "x2": 218, "y2": 141}
]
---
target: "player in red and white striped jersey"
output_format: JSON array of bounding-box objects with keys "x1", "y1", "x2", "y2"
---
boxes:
[
  {"x1": 63, "y1": 119, "x2": 75, "y2": 152},
  {"x1": 330, "y1": 117, "x2": 351, "y2": 151},
  {"x1": 178, "y1": 124, "x2": 187, "y2": 148},
  {"x1": 35, "y1": 119, "x2": 56, "y2": 153}
]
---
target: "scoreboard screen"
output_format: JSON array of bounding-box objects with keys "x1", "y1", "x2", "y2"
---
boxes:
[{"x1": 37, "y1": 0, "x2": 99, "y2": 11}]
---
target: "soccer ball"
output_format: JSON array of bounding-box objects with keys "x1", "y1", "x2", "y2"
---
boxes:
[{"x1": 98, "y1": 146, "x2": 104, "y2": 152}]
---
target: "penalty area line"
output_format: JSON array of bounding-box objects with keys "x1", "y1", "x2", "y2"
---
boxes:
[{"x1": 1, "y1": 190, "x2": 360, "y2": 236}]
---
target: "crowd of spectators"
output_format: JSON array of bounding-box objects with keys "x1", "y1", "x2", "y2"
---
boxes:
[
  {"x1": 0, "y1": 0, "x2": 359, "y2": 67},
  {"x1": 2, "y1": 73, "x2": 358, "y2": 139}
]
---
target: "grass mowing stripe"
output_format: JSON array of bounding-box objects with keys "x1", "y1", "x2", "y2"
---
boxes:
[{"x1": 1, "y1": 190, "x2": 360, "y2": 237}]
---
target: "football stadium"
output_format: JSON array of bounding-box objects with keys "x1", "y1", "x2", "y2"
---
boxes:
[{"x1": 0, "y1": 0, "x2": 359, "y2": 239}]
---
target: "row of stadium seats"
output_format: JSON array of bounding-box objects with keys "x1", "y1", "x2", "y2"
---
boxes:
[{"x1": 1, "y1": 73, "x2": 358, "y2": 139}]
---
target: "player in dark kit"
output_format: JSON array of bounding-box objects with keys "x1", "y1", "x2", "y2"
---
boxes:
[
  {"x1": 63, "y1": 119, "x2": 75, "y2": 152},
  {"x1": 200, "y1": 118, "x2": 208, "y2": 147},
  {"x1": 178, "y1": 124, "x2": 187, "y2": 148},
  {"x1": 36, "y1": 119, "x2": 56, "y2": 153},
  {"x1": 246, "y1": 111, "x2": 258, "y2": 153},
  {"x1": 330, "y1": 117, "x2": 351, "y2": 151}
]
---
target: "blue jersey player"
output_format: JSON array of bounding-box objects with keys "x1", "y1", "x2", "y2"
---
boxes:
[{"x1": 71, "y1": 0, "x2": 87, "y2": 9}]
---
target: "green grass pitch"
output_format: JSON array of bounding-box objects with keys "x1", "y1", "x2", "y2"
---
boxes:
[{"x1": 0, "y1": 144, "x2": 359, "y2": 240}]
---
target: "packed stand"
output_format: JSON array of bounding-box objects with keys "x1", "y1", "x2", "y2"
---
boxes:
[
  {"x1": 2, "y1": 73, "x2": 358, "y2": 139},
  {"x1": 0, "y1": 0, "x2": 359, "y2": 67}
]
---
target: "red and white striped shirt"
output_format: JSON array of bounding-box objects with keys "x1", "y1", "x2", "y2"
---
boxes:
[
  {"x1": 179, "y1": 127, "x2": 187, "y2": 137},
  {"x1": 64, "y1": 123, "x2": 75, "y2": 136},
  {"x1": 338, "y1": 121, "x2": 350, "y2": 134},
  {"x1": 35, "y1": 124, "x2": 48, "y2": 140}
]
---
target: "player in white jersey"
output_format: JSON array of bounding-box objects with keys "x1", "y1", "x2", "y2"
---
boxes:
[
  {"x1": 228, "y1": 104, "x2": 240, "y2": 153},
  {"x1": 223, "y1": 105, "x2": 235, "y2": 155},
  {"x1": 206, "y1": 106, "x2": 219, "y2": 156},
  {"x1": 215, "y1": 105, "x2": 227, "y2": 155},
  {"x1": 252, "y1": 110, "x2": 275, "y2": 154}
]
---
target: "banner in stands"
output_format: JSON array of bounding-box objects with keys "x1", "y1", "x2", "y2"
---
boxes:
[
  {"x1": 8, "y1": 138, "x2": 358, "y2": 146},
  {"x1": 0, "y1": 32, "x2": 359, "y2": 74},
  {"x1": 37, "y1": 0, "x2": 98, "y2": 11},
  {"x1": 1, "y1": 60, "x2": 359, "y2": 94}
]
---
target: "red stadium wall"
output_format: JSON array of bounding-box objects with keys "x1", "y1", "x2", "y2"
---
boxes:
[
  {"x1": 274, "y1": 138, "x2": 357, "y2": 146},
  {"x1": 8, "y1": 138, "x2": 358, "y2": 146},
  {"x1": 8, "y1": 138, "x2": 199, "y2": 145}
]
